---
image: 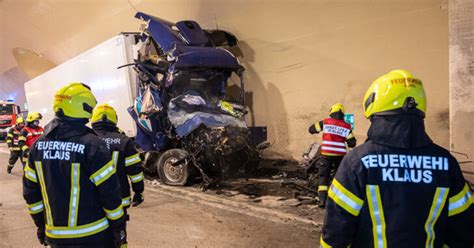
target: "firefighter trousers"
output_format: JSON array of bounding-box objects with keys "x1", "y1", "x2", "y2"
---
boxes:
[
  {"x1": 317, "y1": 155, "x2": 343, "y2": 192},
  {"x1": 8, "y1": 150, "x2": 24, "y2": 168}
]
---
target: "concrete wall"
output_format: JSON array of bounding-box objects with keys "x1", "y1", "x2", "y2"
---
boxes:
[
  {"x1": 449, "y1": 0, "x2": 474, "y2": 164},
  {"x1": 1, "y1": 0, "x2": 449, "y2": 159}
]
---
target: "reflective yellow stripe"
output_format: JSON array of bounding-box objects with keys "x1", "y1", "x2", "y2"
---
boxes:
[
  {"x1": 122, "y1": 196, "x2": 131, "y2": 207},
  {"x1": 45, "y1": 217, "x2": 109, "y2": 239},
  {"x1": 24, "y1": 165, "x2": 38, "y2": 183},
  {"x1": 320, "y1": 236, "x2": 332, "y2": 248},
  {"x1": 68, "y1": 163, "x2": 80, "y2": 227},
  {"x1": 315, "y1": 123, "x2": 322, "y2": 133},
  {"x1": 425, "y1": 187, "x2": 449, "y2": 248},
  {"x1": 35, "y1": 161, "x2": 54, "y2": 226},
  {"x1": 7, "y1": 133, "x2": 13, "y2": 137},
  {"x1": 104, "y1": 205, "x2": 124, "y2": 220},
  {"x1": 318, "y1": 185, "x2": 328, "y2": 191},
  {"x1": 328, "y1": 179, "x2": 363, "y2": 216},
  {"x1": 11, "y1": 147, "x2": 20, "y2": 151},
  {"x1": 366, "y1": 185, "x2": 387, "y2": 248},
  {"x1": 18, "y1": 136, "x2": 26, "y2": 141},
  {"x1": 120, "y1": 244, "x2": 128, "y2": 248},
  {"x1": 347, "y1": 132, "x2": 354, "y2": 139},
  {"x1": 125, "y1": 153, "x2": 141, "y2": 167},
  {"x1": 129, "y1": 172, "x2": 144, "y2": 183},
  {"x1": 21, "y1": 146, "x2": 29, "y2": 151},
  {"x1": 448, "y1": 183, "x2": 473, "y2": 216},
  {"x1": 28, "y1": 200, "x2": 44, "y2": 214},
  {"x1": 89, "y1": 160, "x2": 115, "y2": 186}
]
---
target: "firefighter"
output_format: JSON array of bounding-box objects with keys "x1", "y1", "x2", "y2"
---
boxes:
[
  {"x1": 19, "y1": 112, "x2": 44, "y2": 165},
  {"x1": 309, "y1": 103, "x2": 356, "y2": 208},
  {"x1": 320, "y1": 70, "x2": 474, "y2": 247},
  {"x1": 91, "y1": 103, "x2": 144, "y2": 245},
  {"x1": 6, "y1": 116, "x2": 25, "y2": 173},
  {"x1": 23, "y1": 82, "x2": 126, "y2": 247}
]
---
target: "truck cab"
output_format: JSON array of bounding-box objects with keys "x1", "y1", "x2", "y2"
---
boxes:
[{"x1": 0, "y1": 100, "x2": 21, "y2": 140}]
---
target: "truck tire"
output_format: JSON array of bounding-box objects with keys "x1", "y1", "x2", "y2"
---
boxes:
[{"x1": 156, "y1": 149, "x2": 189, "y2": 186}]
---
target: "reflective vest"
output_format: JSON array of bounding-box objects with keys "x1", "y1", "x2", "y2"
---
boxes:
[
  {"x1": 6, "y1": 126, "x2": 22, "y2": 149},
  {"x1": 321, "y1": 118, "x2": 352, "y2": 156},
  {"x1": 24, "y1": 126, "x2": 44, "y2": 147}
]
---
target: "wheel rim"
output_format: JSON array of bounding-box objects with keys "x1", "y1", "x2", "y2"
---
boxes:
[{"x1": 163, "y1": 157, "x2": 186, "y2": 183}]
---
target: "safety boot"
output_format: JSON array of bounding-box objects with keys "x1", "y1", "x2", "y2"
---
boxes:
[
  {"x1": 318, "y1": 191, "x2": 328, "y2": 208},
  {"x1": 7, "y1": 165, "x2": 13, "y2": 174}
]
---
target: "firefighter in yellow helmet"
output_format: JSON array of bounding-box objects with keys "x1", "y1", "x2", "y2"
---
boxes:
[
  {"x1": 23, "y1": 83, "x2": 127, "y2": 247},
  {"x1": 308, "y1": 103, "x2": 356, "y2": 207},
  {"x1": 6, "y1": 116, "x2": 25, "y2": 173},
  {"x1": 320, "y1": 70, "x2": 474, "y2": 247},
  {"x1": 18, "y1": 112, "x2": 44, "y2": 165},
  {"x1": 91, "y1": 103, "x2": 144, "y2": 246}
]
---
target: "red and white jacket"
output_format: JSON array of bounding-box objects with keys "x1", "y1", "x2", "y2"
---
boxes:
[
  {"x1": 320, "y1": 118, "x2": 352, "y2": 156},
  {"x1": 19, "y1": 126, "x2": 45, "y2": 151}
]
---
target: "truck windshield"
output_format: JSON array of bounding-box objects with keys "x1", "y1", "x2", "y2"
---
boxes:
[
  {"x1": 0, "y1": 105, "x2": 13, "y2": 115},
  {"x1": 172, "y1": 71, "x2": 226, "y2": 105}
]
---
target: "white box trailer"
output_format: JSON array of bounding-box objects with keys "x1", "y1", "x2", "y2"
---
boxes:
[{"x1": 24, "y1": 34, "x2": 138, "y2": 136}]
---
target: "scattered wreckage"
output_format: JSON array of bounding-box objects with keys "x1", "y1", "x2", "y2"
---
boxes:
[{"x1": 126, "y1": 12, "x2": 268, "y2": 189}]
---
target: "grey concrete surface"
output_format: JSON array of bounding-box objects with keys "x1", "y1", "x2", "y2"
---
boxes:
[{"x1": 0, "y1": 143, "x2": 319, "y2": 248}]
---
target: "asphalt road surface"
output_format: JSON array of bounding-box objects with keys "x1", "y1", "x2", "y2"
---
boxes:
[{"x1": 0, "y1": 143, "x2": 319, "y2": 248}]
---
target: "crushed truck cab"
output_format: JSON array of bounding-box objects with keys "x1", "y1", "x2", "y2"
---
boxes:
[{"x1": 128, "y1": 12, "x2": 267, "y2": 189}]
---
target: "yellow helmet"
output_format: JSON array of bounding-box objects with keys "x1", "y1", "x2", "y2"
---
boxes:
[
  {"x1": 26, "y1": 112, "x2": 43, "y2": 123},
  {"x1": 329, "y1": 103, "x2": 345, "y2": 115},
  {"x1": 363, "y1": 69, "x2": 426, "y2": 118},
  {"x1": 16, "y1": 117, "x2": 24, "y2": 125},
  {"x1": 53, "y1": 82, "x2": 97, "y2": 119},
  {"x1": 91, "y1": 103, "x2": 118, "y2": 125}
]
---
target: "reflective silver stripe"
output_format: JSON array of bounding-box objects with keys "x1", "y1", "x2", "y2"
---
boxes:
[
  {"x1": 449, "y1": 191, "x2": 472, "y2": 212},
  {"x1": 322, "y1": 141, "x2": 346, "y2": 147},
  {"x1": 26, "y1": 170, "x2": 37, "y2": 181},
  {"x1": 46, "y1": 218, "x2": 109, "y2": 237},
  {"x1": 28, "y1": 201, "x2": 44, "y2": 213},
  {"x1": 125, "y1": 154, "x2": 141, "y2": 166},
  {"x1": 90, "y1": 163, "x2": 114, "y2": 185},
  {"x1": 105, "y1": 207, "x2": 124, "y2": 220},
  {"x1": 35, "y1": 161, "x2": 54, "y2": 226},
  {"x1": 321, "y1": 146, "x2": 347, "y2": 153},
  {"x1": 425, "y1": 188, "x2": 449, "y2": 247},
  {"x1": 112, "y1": 151, "x2": 119, "y2": 167},
  {"x1": 30, "y1": 203, "x2": 44, "y2": 212},
  {"x1": 367, "y1": 185, "x2": 386, "y2": 248},
  {"x1": 69, "y1": 163, "x2": 80, "y2": 227},
  {"x1": 129, "y1": 172, "x2": 144, "y2": 183},
  {"x1": 107, "y1": 210, "x2": 123, "y2": 219},
  {"x1": 329, "y1": 184, "x2": 362, "y2": 213},
  {"x1": 122, "y1": 197, "x2": 131, "y2": 206}
]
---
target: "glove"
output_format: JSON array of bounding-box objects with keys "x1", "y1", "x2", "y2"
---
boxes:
[
  {"x1": 112, "y1": 225, "x2": 127, "y2": 248},
  {"x1": 132, "y1": 193, "x2": 144, "y2": 207},
  {"x1": 37, "y1": 226, "x2": 47, "y2": 246}
]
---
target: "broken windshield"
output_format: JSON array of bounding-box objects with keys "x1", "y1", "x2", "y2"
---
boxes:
[{"x1": 170, "y1": 71, "x2": 227, "y2": 106}]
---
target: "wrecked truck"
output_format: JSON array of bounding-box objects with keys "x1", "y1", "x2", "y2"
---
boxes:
[{"x1": 126, "y1": 12, "x2": 267, "y2": 189}]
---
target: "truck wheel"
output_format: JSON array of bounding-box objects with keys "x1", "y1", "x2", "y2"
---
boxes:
[{"x1": 156, "y1": 149, "x2": 189, "y2": 186}]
